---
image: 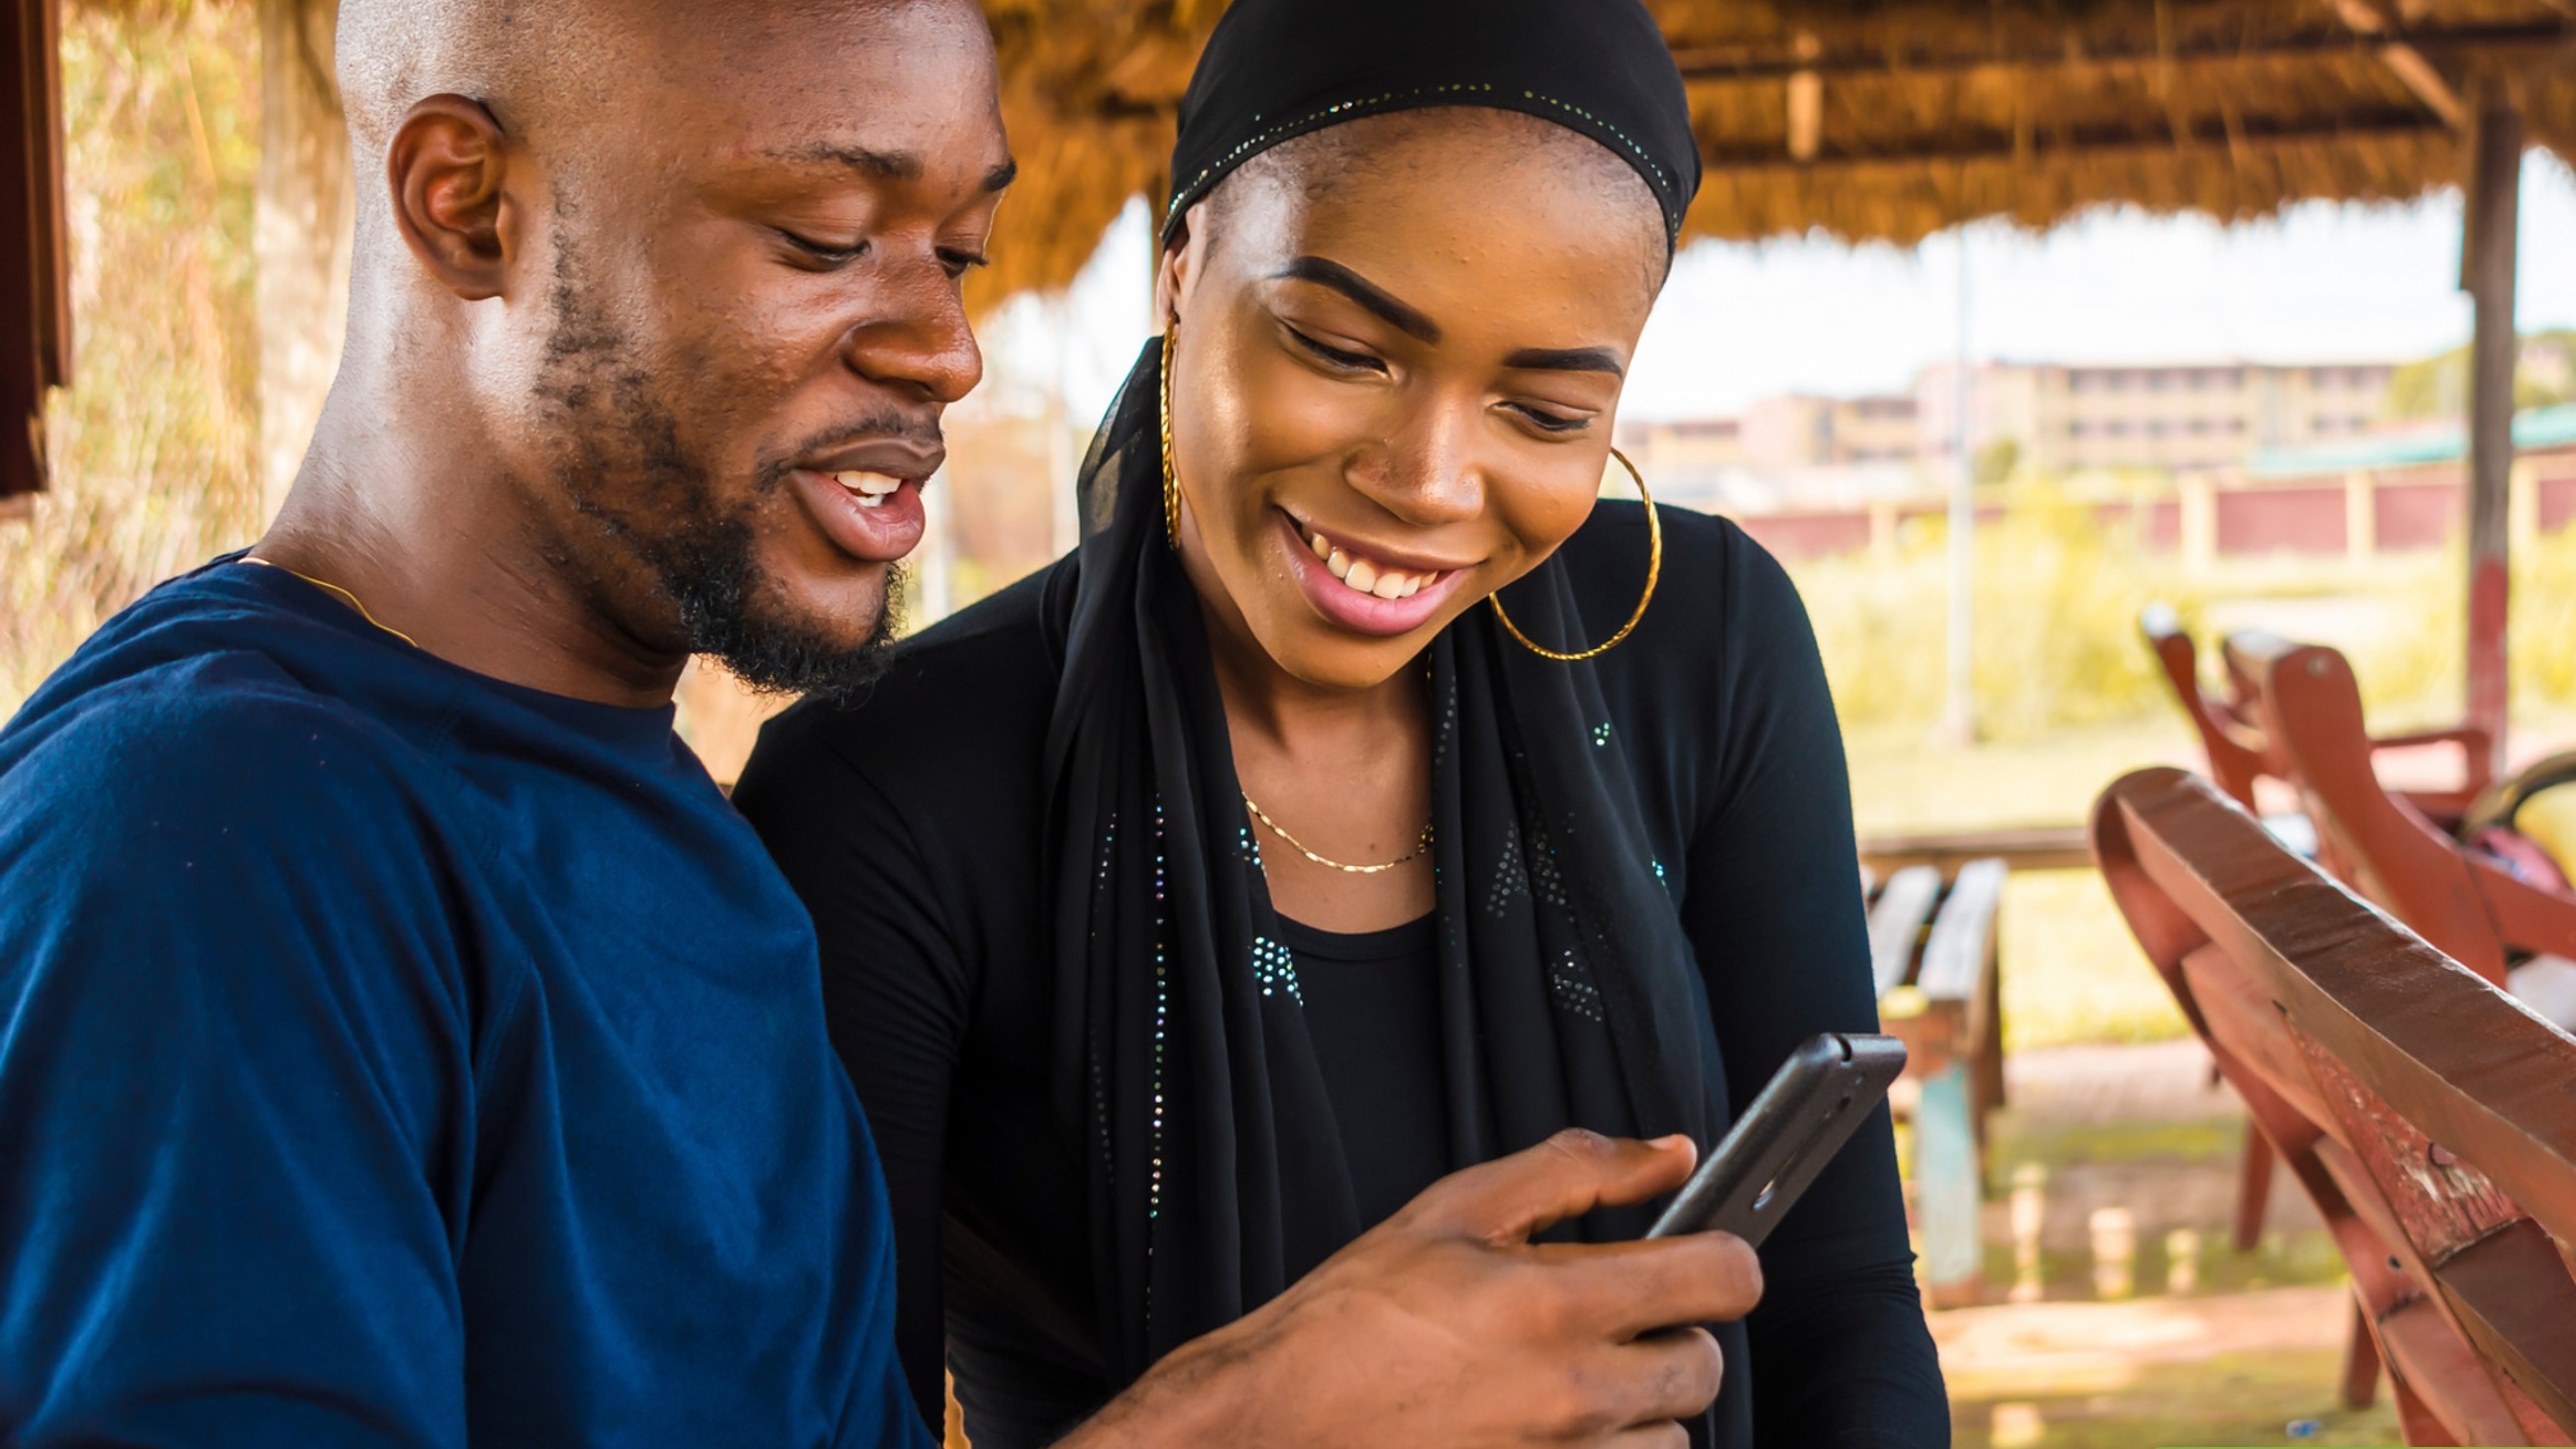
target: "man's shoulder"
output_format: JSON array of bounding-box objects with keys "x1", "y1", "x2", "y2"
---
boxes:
[{"x1": 2, "y1": 572, "x2": 455, "y2": 870}]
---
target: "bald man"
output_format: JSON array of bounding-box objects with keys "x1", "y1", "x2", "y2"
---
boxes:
[{"x1": 0, "y1": 3, "x2": 1758, "y2": 1445}]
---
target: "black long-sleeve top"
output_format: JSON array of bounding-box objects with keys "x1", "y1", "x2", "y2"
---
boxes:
[{"x1": 736, "y1": 506, "x2": 1949, "y2": 1447}]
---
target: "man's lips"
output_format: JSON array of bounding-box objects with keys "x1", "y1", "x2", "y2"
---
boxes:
[
  {"x1": 779, "y1": 434, "x2": 943, "y2": 565},
  {"x1": 789, "y1": 463, "x2": 930, "y2": 564}
]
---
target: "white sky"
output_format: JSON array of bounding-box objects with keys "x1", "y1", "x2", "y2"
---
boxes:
[{"x1": 994, "y1": 149, "x2": 2576, "y2": 427}]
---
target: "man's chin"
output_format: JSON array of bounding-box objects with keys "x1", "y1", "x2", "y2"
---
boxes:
[{"x1": 690, "y1": 568, "x2": 906, "y2": 702}]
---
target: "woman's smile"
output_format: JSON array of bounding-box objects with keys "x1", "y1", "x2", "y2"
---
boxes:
[{"x1": 1272, "y1": 508, "x2": 1475, "y2": 637}]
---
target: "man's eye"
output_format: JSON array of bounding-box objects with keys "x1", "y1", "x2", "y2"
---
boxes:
[
  {"x1": 938, "y1": 248, "x2": 990, "y2": 280},
  {"x1": 1285, "y1": 325, "x2": 1385, "y2": 374},
  {"x1": 780, "y1": 231, "x2": 868, "y2": 265}
]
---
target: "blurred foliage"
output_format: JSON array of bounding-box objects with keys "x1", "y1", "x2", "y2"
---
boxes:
[
  {"x1": 1972, "y1": 435, "x2": 2021, "y2": 486},
  {"x1": 1786, "y1": 486, "x2": 2575, "y2": 743},
  {"x1": 1792, "y1": 483, "x2": 2181, "y2": 741},
  {"x1": 2383, "y1": 328, "x2": 2576, "y2": 418},
  {"x1": 0, "y1": 1, "x2": 260, "y2": 719}
]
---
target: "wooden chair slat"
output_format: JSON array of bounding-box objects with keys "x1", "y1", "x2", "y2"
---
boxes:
[
  {"x1": 2177, "y1": 943, "x2": 2335, "y2": 1131},
  {"x1": 2438, "y1": 1220, "x2": 2576, "y2": 1441},
  {"x1": 1865, "y1": 864, "x2": 1941, "y2": 999},
  {"x1": 2374, "y1": 1294, "x2": 2535, "y2": 1447},
  {"x1": 1918, "y1": 857, "x2": 2006, "y2": 1004}
]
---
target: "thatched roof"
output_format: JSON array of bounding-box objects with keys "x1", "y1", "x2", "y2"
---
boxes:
[{"x1": 973, "y1": 0, "x2": 2576, "y2": 307}]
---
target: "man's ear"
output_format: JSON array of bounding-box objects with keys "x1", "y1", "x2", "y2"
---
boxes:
[{"x1": 386, "y1": 95, "x2": 516, "y2": 302}]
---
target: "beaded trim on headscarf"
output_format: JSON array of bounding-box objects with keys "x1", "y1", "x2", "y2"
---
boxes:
[{"x1": 1164, "y1": 80, "x2": 1683, "y2": 243}]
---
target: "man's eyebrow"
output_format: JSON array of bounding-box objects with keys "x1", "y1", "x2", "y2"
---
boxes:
[
  {"x1": 1503, "y1": 345, "x2": 1626, "y2": 378},
  {"x1": 768, "y1": 143, "x2": 926, "y2": 181},
  {"x1": 1274, "y1": 256, "x2": 1440, "y2": 343}
]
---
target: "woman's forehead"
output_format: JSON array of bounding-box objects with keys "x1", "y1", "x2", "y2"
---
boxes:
[{"x1": 1211, "y1": 117, "x2": 1665, "y2": 319}]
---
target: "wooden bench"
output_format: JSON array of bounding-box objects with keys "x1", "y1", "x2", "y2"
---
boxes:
[
  {"x1": 2096, "y1": 767, "x2": 2576, "y2": 1444},
  {"x1": 2227, "y1": 631, "x2": 2576, "y2": 1030},
  {"x1": 1864, "y1": 857, "x2": 2007, "y2": 1308}
]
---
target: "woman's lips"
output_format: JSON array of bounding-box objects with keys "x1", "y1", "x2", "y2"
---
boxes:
[
  {"x1": 790, "y1": 466, "x2": 926, "y2": 563},
  {"x1": 1277, "y1": 512, "x2": 1473, "y2": 638}
]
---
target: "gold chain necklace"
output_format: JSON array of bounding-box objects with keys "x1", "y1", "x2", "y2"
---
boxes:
[
  {"x1": 1240, "y1": 790, "x2": 1432, "y2": 875},
  {"x1": 240, "y1": 555, "x2": 421, "y2": 648}
]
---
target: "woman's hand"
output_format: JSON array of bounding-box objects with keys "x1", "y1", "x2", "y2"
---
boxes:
[{"x1": 1059, "y1": 1129, "x2": 1762, "y2": 1447}]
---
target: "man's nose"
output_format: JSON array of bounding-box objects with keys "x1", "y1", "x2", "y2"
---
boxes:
[{"x1": 842, "y1": 267, "x2": 984, "y2": 406}]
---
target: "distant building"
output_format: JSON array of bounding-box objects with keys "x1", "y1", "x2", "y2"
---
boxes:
[{"x1": 1915, "y1": 360, "x2": 2395, "y2": 475}]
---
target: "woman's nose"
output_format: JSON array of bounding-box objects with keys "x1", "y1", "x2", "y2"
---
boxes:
[{"x1": 1355, "y1": 399, "x2": 1488, "y2": 528}]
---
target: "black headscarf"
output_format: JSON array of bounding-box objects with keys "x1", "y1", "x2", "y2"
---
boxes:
[
  {"x1": 1164, "y1": 0, "x2": 1701, "y2": 251},
  {"x1": 1039, "y1": 0, "x2": 1735, "y2": 1435}
]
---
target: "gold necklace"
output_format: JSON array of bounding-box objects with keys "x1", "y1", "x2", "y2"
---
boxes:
[
  {"x1": 1240, "y1": 790, "x2": 1432, "y2": 875},
  {"x1": 240, "y1": 555, "x2": 421, "y2": 648}
]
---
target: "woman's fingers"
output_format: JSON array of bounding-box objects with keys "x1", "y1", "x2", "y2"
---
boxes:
[{"x1": 1404, "y1": 1128, "x2": 1698, "y2": 1243}]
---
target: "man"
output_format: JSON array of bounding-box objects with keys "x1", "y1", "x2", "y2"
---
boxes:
[{"x1": 0, "y1": 2, "x2": 1759, "y2": 1444}]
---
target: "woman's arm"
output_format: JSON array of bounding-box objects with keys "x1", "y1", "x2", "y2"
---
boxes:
[
  {"x1": 1683, "y1": 529, "x2": 1950, "y2": 1447},
  {"x1": 735, "y1": 714, "x2": 971, "y2": 1434}
]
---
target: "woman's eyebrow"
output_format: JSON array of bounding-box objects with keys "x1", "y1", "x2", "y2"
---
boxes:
[
  {"x1": 1273, "y1": 256, "x2": 1440, "y2": 342},
  {"x1": 1504, "y1": 345, "x2": 1625, "y2": 378}
]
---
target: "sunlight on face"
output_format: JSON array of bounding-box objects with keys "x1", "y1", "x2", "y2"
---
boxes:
[{"x1": 1159, "y1": 109, "x2": 1666, "y2": 693}]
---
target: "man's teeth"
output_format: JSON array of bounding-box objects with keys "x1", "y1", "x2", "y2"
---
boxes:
[
  {"x1": 1308, "y1": 531, "x2": 1431, "y2": 600},
  {"x1": 832, "y1": 470, "x2": 905, "y2": 510}
]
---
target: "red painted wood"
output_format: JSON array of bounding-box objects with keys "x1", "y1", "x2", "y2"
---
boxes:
[{"x1": 2095, "y1": 768, "x2": 2576, "y2": 1443}]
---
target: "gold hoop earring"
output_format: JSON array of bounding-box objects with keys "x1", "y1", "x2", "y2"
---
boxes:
[
  {"x1": 1489, "y1": 446, "x2": 1662, "y2": 662},
  {"x1": 1159, "y1": 323, "x2": 1182, "y2": 550}
]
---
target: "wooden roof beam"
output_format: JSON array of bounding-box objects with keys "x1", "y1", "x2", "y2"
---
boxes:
[
  {"x1": 1700, "y1": 109, "x2": 2445, "y2": 176},
  {"x1": 1669, "y1": 21, "x2": 2570, "y2": 86},
  {"x1": 2330, "y1": 0, "x2": 2469, "y2": 128}
]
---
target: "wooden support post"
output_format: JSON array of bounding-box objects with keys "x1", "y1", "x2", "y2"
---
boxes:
[
  {"x1": 255, "y1": 0, "x2": 354, "y2": 526},
  {"x1": 1939, "y1": 236, "x2": 1976, "y2": 746},
  {"x1": 2460, "y1": 92, "x2": 2521, "y2": 775},
  {"x1": 2179, "y1": 471, "x2": 2218, "y2": 572},
  {"x1": 2345, "y1": 469, "x2": 2378, "y2": 563},
  {"x1": 0, "y1": 0, "x2": 68, "y2": 510}
]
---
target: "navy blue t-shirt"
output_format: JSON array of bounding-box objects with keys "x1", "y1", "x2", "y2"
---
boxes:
[{"x1": 0, "y1": 557, "x2": 929, "y2": 1448}]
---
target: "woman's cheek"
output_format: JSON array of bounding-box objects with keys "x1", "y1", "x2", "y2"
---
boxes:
[{"x1": 1496, "y1": 464, "x2": 1608, "y2": 564}]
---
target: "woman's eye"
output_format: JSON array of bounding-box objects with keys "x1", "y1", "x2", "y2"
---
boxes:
[
  {"x1": 938, "y1": 247, "x2": 990, "y2": 281},
  {"x1": 1284, "y1": 325, "x2": 1386, "y2": 374},
  {"x1": 780, "y1": 231, "x2": 868, "y2": 266},
  {"x1": 1510, "y1": 403, "x2": 1592, "y2": 435}
]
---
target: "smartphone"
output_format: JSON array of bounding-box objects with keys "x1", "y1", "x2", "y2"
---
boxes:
[{"x1": 1644, "y1": 1032, "x2": 1908, "y2": 1247}]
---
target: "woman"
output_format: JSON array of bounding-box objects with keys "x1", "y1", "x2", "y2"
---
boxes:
[{"x1": 735, "y1": 0, "x2": 1947, "y2": 1443}]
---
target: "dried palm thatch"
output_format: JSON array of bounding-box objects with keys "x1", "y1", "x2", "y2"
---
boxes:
[{"x1": 972, "y1": 0, "x2": 2576, "y2": 308}]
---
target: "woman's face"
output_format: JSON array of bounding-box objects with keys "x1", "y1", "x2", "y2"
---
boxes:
[{"x1": 1159, "y1": 110, "x2": 1665, "y2": 692}]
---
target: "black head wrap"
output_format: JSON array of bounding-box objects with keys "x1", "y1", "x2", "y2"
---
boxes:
[
  {"x1": 1164, "y1": 0, "x2": 1701, "y2": 250},
  {"x1": 1021, "y1": 6, "x2": 1738, "y2": 1447}
]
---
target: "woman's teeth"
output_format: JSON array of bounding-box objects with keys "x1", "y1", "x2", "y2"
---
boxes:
[
  {"x1": 833, "y1": 470, "x2": 905, "y2": 510},
  {"x1": 1307, "y1": 530, "x2": 1431, "y2": 600}
]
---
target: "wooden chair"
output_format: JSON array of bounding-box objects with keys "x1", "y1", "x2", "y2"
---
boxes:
[
  {"x1": 2144, "y1": 607, "x2": 2491, "y2": 833},
  {"x1": 1865, "y1": 859, "x2": 2007, "y2": 1307},
  {"x1": 2096, "y1": 767, "x2": 2576, "y2": 1445},
  {"x1": 2142, "y1": 606, "x2": 2315, "y2": 1249},
  {"x1": 2142, "y1": 609, "x2": 2496, "y2": 1248},
  {"x1": 2226, "y1": 632, "x2": 2576, "y2": 1026}
]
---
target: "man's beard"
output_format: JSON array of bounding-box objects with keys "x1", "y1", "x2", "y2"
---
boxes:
[{"x1": 531, "y1": 262, "x2": 905, "y2": 702}]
